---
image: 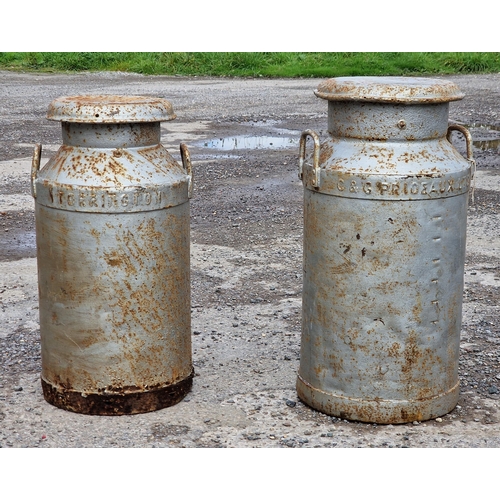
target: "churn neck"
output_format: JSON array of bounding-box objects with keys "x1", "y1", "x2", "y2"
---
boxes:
[
  {"x1": 315, "y1": 77, "x2": 465, "y2": 141},
  {"x1": 47, "y1": 95, "x2": 176, "y2": 148}
]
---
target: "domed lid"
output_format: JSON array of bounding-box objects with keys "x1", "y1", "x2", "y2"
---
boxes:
[
  {"x1": 47, "y1": 95, "x2": 176, "y2": 123},
  {"x1": 314, "y1": 76, "x2": 464, "y2": 103}
]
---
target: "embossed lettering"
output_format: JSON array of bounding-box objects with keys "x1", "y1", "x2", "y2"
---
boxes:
[
  {"x1": 79, "y1": 192, "x2": 86, "y2": 207},
  {"x1": 318, "y1": 174, "x2": 469, "y2": 199},
  {"x1": 458, "y1": 176, "x2": 469, "y2": 191},
  {"x1": 378, "y1": 182, "x2": 389, "y2": 194},
  {"x1": 38, "y1": 184, "x2": 226, "y2": 211},
  {"x1": 108, "y1": 193, "x2": 118, "y2": 208}
]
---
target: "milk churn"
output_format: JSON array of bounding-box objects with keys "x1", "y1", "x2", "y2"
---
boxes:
[
  {"x1": 296, "y1": 77, "x2": 475, "y2": 424},
  {"x1": 31, "y1": 95, "x2": 194, "y2": 415}
]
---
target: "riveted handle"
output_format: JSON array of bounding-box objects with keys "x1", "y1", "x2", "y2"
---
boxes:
[
  {"x1": 299, "y1": 130, "x2": 321, "y2": 188},
  {"x1": 31, "y1": 143, "x2": 42, "y2": 199},
  {"x1": 447, "y1": 123, "x2": 476, "y2": 202},
  {"x1": 180, "y1": 143, "x2": 193, "y2": 199}
]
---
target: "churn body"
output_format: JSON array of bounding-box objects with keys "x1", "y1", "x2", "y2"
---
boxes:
[
  {"x1": 296, "y1": 77, "x2": 475, "y2": 423},
  {"x1": 32, "y1": 95, "x2": 194, "y2": 415}
]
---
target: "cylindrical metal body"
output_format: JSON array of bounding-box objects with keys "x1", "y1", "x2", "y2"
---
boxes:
[
  {"x1": 296, "y1": 77, "x2": 475, "y2": 424},
  {"x1": 32, "y1": 95, "x2": 194, "y2": 415}
]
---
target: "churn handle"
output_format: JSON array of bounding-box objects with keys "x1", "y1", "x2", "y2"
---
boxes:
[
  {"x1": 31, "y1": 143, "x2": 42, "y2": 199},
  {"x1": 299, "y1": 130, "x2": 321, "y2": 188},
  {"x1": 446, "y1": 124, "x2": 476, "y2": 202},
  {"x1": 180, "y1": 143, "x2": 193, "y2": 199}
]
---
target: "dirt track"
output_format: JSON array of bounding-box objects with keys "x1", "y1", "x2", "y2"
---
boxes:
[{"x1": 0, "y1": 71, "x2": 499, "y2": 448}]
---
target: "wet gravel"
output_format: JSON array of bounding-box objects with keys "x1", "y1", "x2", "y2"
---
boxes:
[{"x1": 0, "y1": 71, "x2": 499, "y2": 453}]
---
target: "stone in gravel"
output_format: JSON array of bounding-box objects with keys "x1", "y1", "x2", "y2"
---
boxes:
[
  {"x1": 245, "y1": 434, "x2": 261, "y2": 441},
  {"x1": 285, "y1": 399, "x2": 296, "y2": 407},
  {"x1": 488, "y1": 386, "x2": 498, "y2": 394}
]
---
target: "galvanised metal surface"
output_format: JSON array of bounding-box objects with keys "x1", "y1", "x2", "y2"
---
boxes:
[
  {"x1": 296, "y1": 77, "x2": 475, "y2": 424},
  {"x1": 31, "y1": 95, "x2": 194, "y2": 415}
]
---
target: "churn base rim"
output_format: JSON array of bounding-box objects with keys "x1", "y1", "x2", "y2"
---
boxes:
[
  {"x1": 41, "y1": 370, "x2": 194, "y2": 416},
  {"x1": 296, "y1": 373, "x2": 459, "y2": 425}
]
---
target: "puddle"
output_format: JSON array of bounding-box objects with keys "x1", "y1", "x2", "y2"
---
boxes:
[
  {"x1": 195, "y1": 135, "x2": 299, "y2": 151},
  {"x1": 0, "y1": 230, "x2": 36, "y2": 262},
  {"x1": 468, "y1": 124, "x2": 500, "y2": 151},
  {"x1": 194, "y1": 124, "x2": 499, "y2": 153}
]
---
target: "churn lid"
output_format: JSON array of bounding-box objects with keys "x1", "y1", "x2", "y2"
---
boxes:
[
  {"x1": 47, "y1": 95, "x2": 176, "y2": 123},
  {"x1": 314, "y1": 76, "x2": 464, "y2": 103}
]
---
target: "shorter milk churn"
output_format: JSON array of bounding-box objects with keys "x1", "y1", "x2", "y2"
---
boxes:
[
  {"x1": 296, "y1": 77, "x2": 475, "y2": 423},
  {"x1": 31, "y1": 95, "x2": 194, "y2": 415}
]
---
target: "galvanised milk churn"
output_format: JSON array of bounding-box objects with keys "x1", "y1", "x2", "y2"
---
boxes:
[
  {"x1": 296, "y1": 77, "x2": 475, "y2": 424},
  {"x1": 31, "y1": 95, "x2": 194, "y2": 415}
]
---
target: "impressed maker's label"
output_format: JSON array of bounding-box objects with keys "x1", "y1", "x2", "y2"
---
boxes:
[
  {"x1": 304, "y1": 170, "x2": 471, "y2": 200},
  {"x1": 35, "y1": 183, "x2": 188, "y2": 212}
]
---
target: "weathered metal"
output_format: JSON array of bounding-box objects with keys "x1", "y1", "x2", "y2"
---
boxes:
[
  {"x1": 296, "y1": 77, "x2": 475, "y2": 424},
  {"x1": 32, "y1": 95, "x2": 194, "y2": 415}
]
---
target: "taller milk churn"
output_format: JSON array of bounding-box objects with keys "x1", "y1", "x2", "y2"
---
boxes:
[
  {"x1": 296, "y1": 77, "x2": 475, "y2": 423},
  {"x1": 31, "y1": 95, "x2": 194, "y2": 415}
]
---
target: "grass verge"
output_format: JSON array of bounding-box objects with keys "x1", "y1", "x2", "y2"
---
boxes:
[{"x1": 0, "y1": 52, "x2": 499, "y2": 77}]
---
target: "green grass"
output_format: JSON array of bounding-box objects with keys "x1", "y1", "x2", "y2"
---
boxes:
[{"x1": 0, "y1": 52, "x2": 499, "y2": 77}]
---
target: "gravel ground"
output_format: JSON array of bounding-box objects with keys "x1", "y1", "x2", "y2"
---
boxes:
[{"x1": 0, "y1": 71, "x2": 499, "y2": 457}]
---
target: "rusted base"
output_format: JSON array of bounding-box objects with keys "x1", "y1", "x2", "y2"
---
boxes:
[
  {"x1": 42, "y1": 370, "x2": 194, "y2": 416},
  {"x1": 296, "y1": 374, "x2": 459, "y2": 424}
]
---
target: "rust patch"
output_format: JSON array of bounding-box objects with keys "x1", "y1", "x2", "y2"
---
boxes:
[
  {"x1": 103, "y1": 248, "x2": 137, "y2": 275},
  {"x1": 319, "y1": 143, "x2": 333, "y2": 164},
  {"x1": 47, "y1": 95, "x2": 176, "y2": 123},
  {"x1": 412, "y1": 300, "x2": 422, "y2": 323},
  {"x1": 41, "y1": 369, "x2": 194, "y2": 415},
  {"x1": 387, "y1": 342, "x2": 401, "y2": 357},
  {"x1": 314, "y1": 77, "x2": 464, "y2": 104},
  {"x1": 401, "y1": 330, "x2": 420, "y2": 374}
]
